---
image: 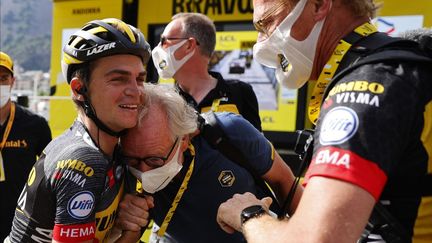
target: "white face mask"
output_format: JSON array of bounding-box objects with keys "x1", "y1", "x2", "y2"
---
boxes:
[
  {"x1": 151, "y1": 39, "x2": 195, "y2": 79},
  {"x1": 128, "y1": 141, "x2": 183, "y2": 194},
  {"x1": 253, "y1": 0, "x2": 327, "y2": 89},
  {"x1": 0, "y1": 85, "x2": 12, "y2": 108}
]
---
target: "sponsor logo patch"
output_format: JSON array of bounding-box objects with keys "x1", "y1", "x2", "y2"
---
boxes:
[
  {"x1": 218, "y1": 170, "x2": 235, "y2": 187},
  {"x1": 328, "y1": 81, "x2": 385, "y2": 97},
  {"x1": 319, "y1": 106, "x2": 359, "y2": 145},
  {"x1": 94, "y1": 183, "x2": 124, "y2": 240},
  {"x1": 4, "y1": 139, "x2": 28, "y2": 148},
  {"x1": 86, "y1": 42, "x2": 116, "y2": 56},
  {"x1": 335, "y1": 92, "x2": 380, "y2": 107},
  {"x1": 54, "y1": 170, "x2": 87, "y2": 187},
  {"x1": 67, "y1": 191, "x2": 95, "y2": 219},
  {"x1": 53, "y1": 222, "x2": 95, "y2": 241},
  {"x1": 314, "y1": 148, "x2": 351, "y2": 169},
  {"x1": 56, "y1": 159, "x2": 94, "y2": 177}
]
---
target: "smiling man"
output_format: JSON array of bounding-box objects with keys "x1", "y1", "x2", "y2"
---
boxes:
[{"x1": 6, "y1": 18, "x2": 153, "y2": 243}]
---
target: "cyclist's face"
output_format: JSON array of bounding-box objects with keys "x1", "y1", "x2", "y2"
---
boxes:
[{"x1": 88, "y1": 54, "x2": 146, "y2": 131}]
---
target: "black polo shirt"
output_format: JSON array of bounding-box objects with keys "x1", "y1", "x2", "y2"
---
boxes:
[
  {"x1": 176, "y1": 71, "x2": 262, "y2": 131},
  {"x1": 0, "y1": 103, "x2": 51, "y2": 239}
]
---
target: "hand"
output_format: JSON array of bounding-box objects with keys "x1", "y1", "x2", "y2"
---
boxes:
[
  {"x1": 216, "y1": 192, "x2": 272, "y2": 233},
  {"x1": 116, "y1": 193, "x2": 154, "y2": 231}
]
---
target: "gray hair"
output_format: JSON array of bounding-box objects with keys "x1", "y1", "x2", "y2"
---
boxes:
[
  {"x1": 140, "y1": 83, "x2": 198, "y2": 139},
  {"x1": 398, "y1": 28, "x2": 432, "y2": 43},
  {"x1": 172, "y1": 12, "x2": 216, "y2": 58}
]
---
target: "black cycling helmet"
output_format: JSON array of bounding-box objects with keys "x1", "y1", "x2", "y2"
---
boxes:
[{"x1": 62, "y1": 18, "x2": 151, "y2": 83}]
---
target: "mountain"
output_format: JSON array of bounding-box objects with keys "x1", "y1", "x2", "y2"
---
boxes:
[{"x1": 0, "y1": 0, "x2": 53, "y2": 72}]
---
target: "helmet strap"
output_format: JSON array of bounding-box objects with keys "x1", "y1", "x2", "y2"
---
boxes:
[{"x1": 78, "y1": 93, "x2": 126, "y2": 137}]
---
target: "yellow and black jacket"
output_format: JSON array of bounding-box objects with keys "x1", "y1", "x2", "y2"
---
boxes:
[{"x1": 176, "y1": 71, "x2": 262, "y2": 131}]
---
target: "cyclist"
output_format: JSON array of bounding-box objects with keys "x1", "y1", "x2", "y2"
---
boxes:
[{"x1": 6, "y1": 18, "x2": 152, "y2": 243}]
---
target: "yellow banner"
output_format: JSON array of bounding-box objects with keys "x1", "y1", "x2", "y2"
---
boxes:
[
  {"x1": 138, "y1": 0, "x2": 254, "y2": 36},
  {"x1": 49, "y1": 0, "x2": 123, "y2": 137}
]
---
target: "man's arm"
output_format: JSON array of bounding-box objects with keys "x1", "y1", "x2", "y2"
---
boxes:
[
  {"x1": 219, "y1": 113, "x2": 299, "y2": 212},
  {"x1": 217, "y1": 176, "x2": 375, "y2": 242},
  {"x1": 261, "y1": 151, "x2": 302, "y2": 214}
]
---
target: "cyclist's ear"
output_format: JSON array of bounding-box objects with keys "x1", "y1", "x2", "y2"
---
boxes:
[{"x1": 70, "y1": 78, "x2": 86, "y2": 101}]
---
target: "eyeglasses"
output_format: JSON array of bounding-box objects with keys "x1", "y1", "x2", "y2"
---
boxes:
[
  {"x1": 160, "y1": 36, "x2": 200, "y2": 46},
  {"x1": 160, "y1": 37, "x2": 189, "y2": 45},
  {"x1": 253, "y1": 1, "x2": 287, "y2": 37},
  {"x1": 123, "y1": 137, "x2": 179, "y2": 168}
]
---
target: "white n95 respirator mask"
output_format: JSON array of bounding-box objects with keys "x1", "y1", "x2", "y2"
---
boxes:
[
  {"x1": 253, "y1": 0, "x2": 327, "y2": 89},
  {"x1": 128, "y1": 142, "x2": 183, "y2": 194},
  {"x1": 151, "y1": 40, "x2": 195, "y2": 79}
]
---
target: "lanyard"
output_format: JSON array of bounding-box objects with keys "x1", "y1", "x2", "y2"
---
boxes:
[
  {"x1": 211, "y1": 98, "x2": 221, "y2": 112},
  {"x1": 0, "y1": 102, "x2": 15, "y2": 151},
  {"x1": 157, "y1": 144, "x2": 195, "y2": 238},
  {"x1": 0, "y1": 102, "x2": 15, "y2": 182},
  {"x1": 308, "y1": 22, "x2": 378, "y2": 124}
]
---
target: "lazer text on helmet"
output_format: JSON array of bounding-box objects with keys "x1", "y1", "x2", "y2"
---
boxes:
[{"x1": 86, "y1": 42, "x2": 116, "y2": 56}]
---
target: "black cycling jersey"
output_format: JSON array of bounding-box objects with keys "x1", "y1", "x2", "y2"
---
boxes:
[
  {"x1": 8, "y1": 120, "x2": 124, "y2": 242},
  {"x1": 304, "y1": 58, "x2": 432, "y2": 238},
  {"x1": 176, "y1": 71, "x2": 262, "y2": 131}
]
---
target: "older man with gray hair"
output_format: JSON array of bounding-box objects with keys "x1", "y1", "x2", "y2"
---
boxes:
[{"x1": 119, "y1": 83, "x2": 299, "y2": 243}]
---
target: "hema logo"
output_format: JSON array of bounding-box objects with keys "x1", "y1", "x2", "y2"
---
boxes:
[
  {"x1": 67, "y1": 191, "x2": 95, "y2": 219},
  {"x1": 319, "y1": 106, "x2": 359, "y2": 145}
]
